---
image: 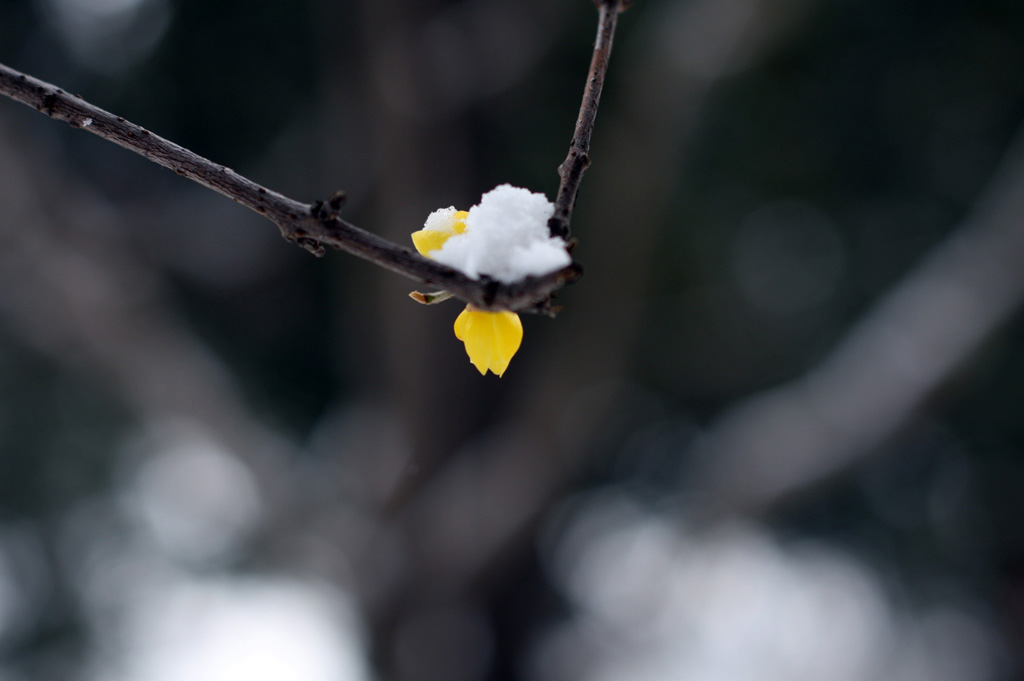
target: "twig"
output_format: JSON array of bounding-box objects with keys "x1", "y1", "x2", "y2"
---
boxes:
[
  {"x1": 549, "y1": 0, "x2": 631, "y2": 240},
  {"x1": 690, "y1": 122, "x2": 1024, "y2": 518},
  {"x1": 0, "y1": 63, "x2": 573, "y2": 312},
  {"x1": 0, "y1": 2, "x2": 625, "y2": 311}
]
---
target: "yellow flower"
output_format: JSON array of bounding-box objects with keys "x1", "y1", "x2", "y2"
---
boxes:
[
  {"x1": 411, "y1": 210, "x2": 467, "y2": 257},
  {"x1": 454, "y1": 306, "x2": 523, "y2": 376},
  {"x1": 412, "y1": 208, "x2": 523, "y2": 376}
]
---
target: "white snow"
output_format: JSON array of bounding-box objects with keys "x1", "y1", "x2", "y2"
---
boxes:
[
  {"x1": 423, "y1": 206, "x2": 461, "y2": 233},
  {"x1": 427, "y1": 184, "x2": 571, "y2": 283}
]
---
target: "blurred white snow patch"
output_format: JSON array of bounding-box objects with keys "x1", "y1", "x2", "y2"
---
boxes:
[
  {"x1": 431, "y1": 184, "x2": 570, "y2": 283},
  {"x1": 120, "y1": 420, "x2": 262, "y2": 565},
  {"x1": 89, "y1": 576, "x2": 371, "y2": 681},
  {"x1": 36, "y1": 0, "x2": 171, "y2": 74},
  {"x1": 532, "y1": 493, "x2": 1003, "y2": 681}
]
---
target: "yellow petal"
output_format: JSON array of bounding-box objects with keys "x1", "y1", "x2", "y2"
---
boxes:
[
  {"x1": 411, "y1": 210, "x2": 468, "y2": 256},
  {"x1": 411, "y1": 229, "x2": 453, "y2": 257},
  {"x1": 453, "y1": 306, "x2": 523, "y2": 376}
]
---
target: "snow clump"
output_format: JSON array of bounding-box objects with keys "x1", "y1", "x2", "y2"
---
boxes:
[{"x1": 425, "y1": 184, "x2": 571, "y2": 283}]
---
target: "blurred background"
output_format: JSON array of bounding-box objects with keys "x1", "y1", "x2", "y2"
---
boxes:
[{"x1": 1, "y1": 0, "x2": 1023, "y2": 679}]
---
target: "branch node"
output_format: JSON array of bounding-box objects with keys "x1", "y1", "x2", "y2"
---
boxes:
[
  {"x1": 328, "y1": 190, "x2": 347, "y2": 212},
  {"x1": 481, "y1": 277, "x2": 500, "y2": 307},
  {"x1": 282, "y1": 225, "x2": 327, "y2": 257},
  {"x1": 295, "y1": 236, "x2": 326, "y2": 257},
  {"x1": 311, "y1": 190, "x2": 348, "y2": 221},
  {"x1": 537, "y1": 300, "x2": 564, "y2": 318},
  {"x1": 548, "y1": 216, "x2": 569, "y2": 240},
  {"x1": 41, "y1": 92, "x2": 56, "y2": 115},
  {"x1": 563, "y1": 261, "x2": 584, "y2": 283}
]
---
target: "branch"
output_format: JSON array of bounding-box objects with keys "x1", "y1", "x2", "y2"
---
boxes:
[
  {"x1": 690, "y1": 121, "x2": 1024, "y2": 518},
  {"x1": 0, "y1": 4, "x2": 626, "y2": 311},
  {"x1": 549, "y1": 0, "x2": 631, "y2": 240}
]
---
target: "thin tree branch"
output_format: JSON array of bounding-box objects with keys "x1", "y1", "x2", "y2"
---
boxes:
[
  {"x1": 689, "y1": 121, "x2": 1024, "y2": 519},
  {"x1": 0, "y1": 61, "x2": 581, "y2": 312},
  {"x1": 549, "y1": 0, "x2": 631, "y2": 240},
  {"x1": 0, "y1": 6, "x2": 621, "y2": 313}
]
